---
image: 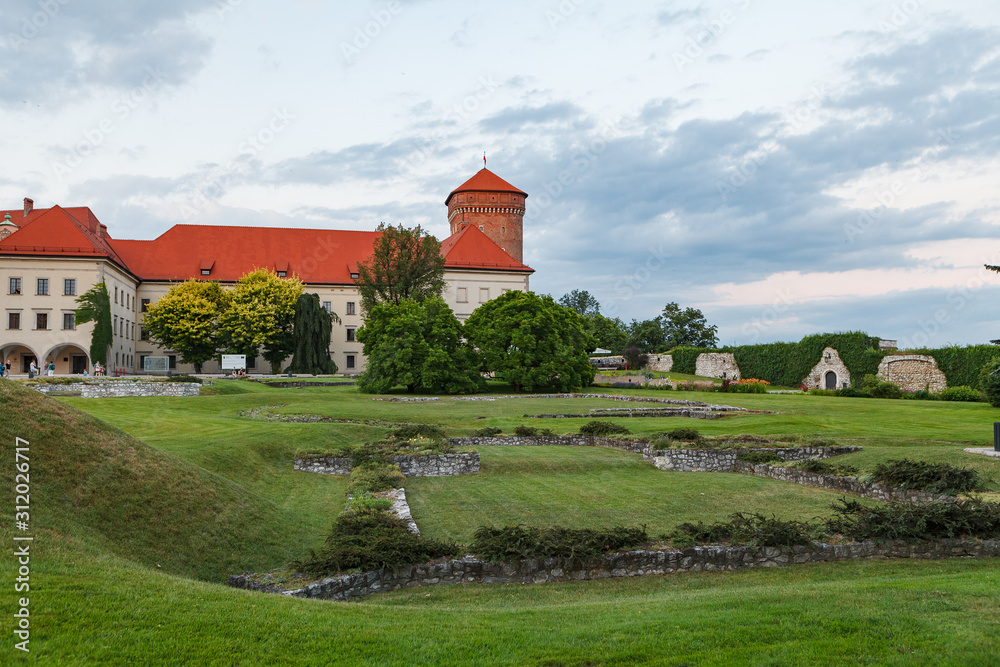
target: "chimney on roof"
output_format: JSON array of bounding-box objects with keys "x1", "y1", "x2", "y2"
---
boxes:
[
  {"x1": 98, "y1": 223, "x2": 108, "y2": 239},
  {"x1": 23, "y1": 198, "x2": 33, "y2": 216}
]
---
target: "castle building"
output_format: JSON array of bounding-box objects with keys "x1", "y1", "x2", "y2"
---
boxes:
[{"x1": 0, "y1": 170, "x2": 531, "y2": 375}]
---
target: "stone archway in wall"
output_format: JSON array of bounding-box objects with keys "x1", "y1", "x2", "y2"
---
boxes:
[
  {"x1": 0, "y1": 343, "x2": 41, "y2": 375},
  {"x1": 41, "y1": 343, "x2": 90, "y2": 376},
  {"x1": 825, "y1": 371, "x2": 837, "y2": 390},
  {"x1": 803, "y1": 347, "x2": 851, "y2": 390}
]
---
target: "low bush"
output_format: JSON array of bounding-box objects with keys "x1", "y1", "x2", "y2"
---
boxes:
[
  {"x1": 809, "y1": 389, "x2": 837, "y2": 397},
  {"x1": 911, "y1": 387, "x2": 940, "y2": 400},
  {"x1": 166, "y1": 374, "x2": 203, "y2": 384},
  {"x1": 870, "y1": 459, "x2": 988, "y2": 496},
  {"x1": 513, "y1": 425, "x2": 538, "y2": 437},
  {"x1": 345, "y1": 491, "x2": 393, "y2": 512},
  {"x1": 470, "y1": 525, "x2": 648, "y2": 564},
  {"x1": 472, "y1": 427, "x2": 503, "y2": 437},
  {"x1": 835, "y1": 387, "x2": 871, "y2": 398},
  {"x1": 729, "y1": 380, "x2": 768, "y2": 394},
  {"x1": 578, "y1": 420, "x2": 631, "y2": 436},
  {"x1": 939, "y1": 385, "x2": 984, "y2": 402},
  {"x1": 676, "y1": 381, "x2": 722, "y2": 392},
  {"x1": 665, "y1": 427, "x2": 701, "y2": 441},
  {"x1": 668, "y1": 513, "x2": 817, "y2": 548},
  {"x1": 825, "y1": 498, "x2": 1000, "y2": 541},
  {"x1": 863, "y1": 374, "x2": 901, "y2": 399},
  {"x1": 794, "y1": 459, "x2": 858, "y2": 477},
  {"x1": 293, "y1": 508, "x2": 460, "y2": 575},
  {"x1": 347, "y1": 464, "x2": 407, "y2": 496},
  {"x1": 736, "y1": 451, "x2": 783, "y2": 465}
]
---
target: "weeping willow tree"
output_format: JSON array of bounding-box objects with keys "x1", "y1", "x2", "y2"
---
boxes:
[
  {"x1": 287, "y1": 293, "x2": 339, "y2": 375},
  {"x1": 75, "y1": 281, "x2": 113, "y2": 366}
]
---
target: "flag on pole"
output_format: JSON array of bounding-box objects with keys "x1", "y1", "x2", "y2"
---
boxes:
[{"x1": 483, "y1": 152, "x2": 487, "y2": 168}]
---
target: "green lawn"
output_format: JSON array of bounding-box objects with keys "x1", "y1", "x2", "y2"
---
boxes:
[{"x1": 3, "y1": 377, "x2": 1000, "y2": 664}]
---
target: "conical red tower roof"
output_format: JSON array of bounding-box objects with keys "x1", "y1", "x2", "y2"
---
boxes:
[{"x1": 445, "y1": 168, "x2": 527, "y2": 205}]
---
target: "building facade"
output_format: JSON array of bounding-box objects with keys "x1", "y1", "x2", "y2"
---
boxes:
[{"x1": 0, "y1": 169, "x2": 532, "y2": 375}]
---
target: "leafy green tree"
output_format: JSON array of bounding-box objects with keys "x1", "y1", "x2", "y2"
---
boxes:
[
  {"x1": 586, "y1": 313, "x2": 628, "y2": 354},
  {"x1": 142, "y1": 280, "x2": 228, "y2": 373},
  {"x1": 355, "y1": 223, "x2": 447, "y2": 314},
  {"x1": 288, "y1": 293, "x2": 340, "y2": 375},
  {"x1": 464, "y1": 291, "x2": 594, "y2": 392},
  {"x1": 661, "y1": 302, "x2": 718, "y2": 348},
  {"x1": 356, "y1": 297, "x2": 484, "y2": 394},
  {"x1": 219, "y1": 269, "x2": 303, "y2": 373},
  {"x1": 74, "y1": 281, "x2": 113, "y2": 367},
  {"x1": 559, "y1": 289, "x2": 601, "y2": 317},
  {"x1": 980, "y1": 358, "x2": 1000, "y2": 407},
  {"x1": 626, "y1": 317, "x2": 668, "y2": 353}
]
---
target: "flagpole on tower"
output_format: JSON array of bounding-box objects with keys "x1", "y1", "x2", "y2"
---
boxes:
[{"x1": 483, "y1": 152, "x2": 487, "y2": 169}]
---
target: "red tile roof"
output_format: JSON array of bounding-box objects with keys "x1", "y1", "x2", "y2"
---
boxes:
[
  {"x1": 2, "y1": 205, "x2": 533, "y2": 284},
  {"x1": 445, "y1": 168, "x2": 527, "y2": 205}
]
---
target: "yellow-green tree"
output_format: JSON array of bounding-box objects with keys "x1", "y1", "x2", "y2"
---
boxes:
[
  {"x1": 219, "y1": 269, "x2": 303, "y2": 373},
  {"x1": 143, "y1": 280, "x2": 229, "y2": 373}
]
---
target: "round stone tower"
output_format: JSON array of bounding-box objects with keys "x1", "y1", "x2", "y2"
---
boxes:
[{"x1": 445, "y1": 168, "x2": 527, "y2": 263}]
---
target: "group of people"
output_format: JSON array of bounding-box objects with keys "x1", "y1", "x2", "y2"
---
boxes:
[
  {"x1": 0, "y1": 359, "x2": 10, "y2": 378},
  {"x1": 230, "y1": 368, "x2": 247, "y2": 377},
  {"x1": 0, "y1": 359, "x2": 105, "y2": 378}
]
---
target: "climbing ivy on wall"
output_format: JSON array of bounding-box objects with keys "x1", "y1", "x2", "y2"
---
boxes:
[{"x1": 907, "y1": 345, "x2": 1000, "y2": 389}]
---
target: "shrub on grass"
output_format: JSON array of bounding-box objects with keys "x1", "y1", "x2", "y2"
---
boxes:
[
  {"x1": 345, "y1": 492, "x2": 393, "y2": 512},
  {"x1": 863, "y1": 374, "x2": 901, "y2": 399},
  {"x1": 729, "y1": 381, "x2": 768, "y2": 394},
  {"x1": 513, "y1": 425, "x2": 538, "y2": 437},
  {"x1": 809, "y1": 389, "x2": 837, "y2": 397},
  {"x1": 347, "y1": 464, "x2": 406, "y2": 495},
  {"x1": 668, "y1": 513, "x2": 817, "y2": 548},
  {"x1": 579, "y1": 420, "x2": 631, "y2": 436},
  {"x1": 736, "y1": 451, "x2": 783, "y2": 465},
  {"x1": 939, "y1": 385, "x2": 984, "y2": 402},
  {"x1": 470, "y1": 525, "x2": 649, "y2": 564},
  {"x1": 825, "y1": 498, "x2": 1000, "y2": 541},
  {"x1": 167, "y1": 374, "x2": 203, "y2": 384},
  {"x1": 912, "y1": 387, "x2": 940, "y2": 401},
  {"x1": 666, "y1": 427, "x2": 701, "y2": 441},
  {"x1": 473, "y1": 427, "x2": 503, "y2": 437},
  {"x1": 835, "y1": 387, "x2": 871, "y2": 398},
  {"x1": 870, "y1": 459, "x2": 987, "y2": 496},
  {"x1": 293, "y1": 508, "x2": 460, "y2": 575},
  {"x1": 980, "y1": 358, "x2": 1000, "y2": 407},
  {"x1": 795, "y1": 459, "x2": 858, "y2": 477}
]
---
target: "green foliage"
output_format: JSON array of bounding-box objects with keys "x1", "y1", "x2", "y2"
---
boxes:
[
  {"x1": 736, "y1": 451, "x2": 783, "y2": 465},
  {"x1": 660, "y1": 302, "x2": 719, "y2": 348},
  {"x1": 473, "y1": 427, "x2": 503, "y2": 437},
  {"x1": 345, "y1": 492, "x2": 393, "y2": 512},
  {"x1": 836, "y1": 387, "x2": 871, "y2": 398},
  {"x1": 513, "y1": 425, "x2": 538, "y2": 437},
  {"x1": 143, "y1": 280, "x2": 229, "y2": 372},
  {"x1": 794, "y1": 459, "x2": 858, "y2": 476},
  {"x1": 578, "y1": 420, "x2": 630, "y2": 436},
  {"x1": 558, "y1": 289, "x2": 601, "y2": 317},
  {"x1": 825, "y1": 499, "x2": 1000, "y2": 541},
  {"x1": 668, "y1": 513, "x2": 817, "y2": 548},
  {"x1": 357, "y1": 297, "x2": 484, "y2": 394},
  {"x1": 585, "y1": 313, "x2": 629, "y2": 354},
  {"x1": 921, "y1": 345, "x2": 1000, "y2": 389},
  {"x1": 980, "y1": 358, "x2": 1000, "y2": 407},
  {"x1": 862, "y1": 374, "x2": 902, "y2": 399},
  {"x1": 728, "y1": 381, "x2": 768, "y2": 394},
  {"x1": 731, "y1": 332, "x2": 883, "y2": 388},
  {"x1": 470, "y1": 524, "x2": 649, "y2": 564},
  {"x1": 347, "y1": 464, "x2": 407, "y2": 496},
  {"x1": 669, "y1": 346, "x2": 712, "y2": 374},
  {"x1": 465, "y1": 291, "x2": 594, "y2": 392},
  {"x1": 870, "y1": 459, "x2": 988, "y2": 496},
  {"x1": 219, "y1": 269, "x2": 303, "y2": 373},
  {"x1": 622, "y1": 346, "x2": 648, "y2": 370},
  {"x1": 293, "y1": 507, "x2": 459, "y2": 575},
  {"x1": 74, "y1": 281, "x2": 113, "y2": 366},
  {"x1": 288, "y1": 293, "x2": 339, "y2": 375},
  {"x1": 355, "y1": 223, "x2": 447, "y2": 314},
  {"x1": 666, "y1": 427, "x2": 702, "y2": 441},
  {"x1": 939, "y1": 385, "x2": 984, "y2": 402},
  {"x1": 391, "y1": 424, "x2": 447, "y2": 441},
  {"x1": 167, "y1": 375, "x2": 203, "y2": 384}
]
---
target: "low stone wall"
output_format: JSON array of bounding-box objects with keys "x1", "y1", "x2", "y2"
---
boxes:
[
  {"x1": 31, "y1": 381, "x2": 200, "y2": 398},
  {"x1": 229, "y1": 539, "x2": 1000, "y2": 602},
  {"x1": 449, "y1": 435, "x2": 650, "y2": 455},
  {"x1": 878, "y1": 355, "x2": 947, "y2": 393},
  {"x1": 295, "y1": 452, "x2": 481, "y2": 477},
  {"x1": 650, "y1": 446, "x2": 861, "y2": 472},
  {"x1": 695, "y1": 353, "x2": 741, "y2": 381},
  {"x1": 733, "y1": 462, "x2": 953, "y2": 503}
]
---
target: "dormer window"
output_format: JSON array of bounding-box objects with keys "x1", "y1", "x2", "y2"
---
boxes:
[
  {"x1": 277, "y1": 271, "x2": 287, "y2": 278},
  {"x1": 275, "y1": 261, "x2": 289, "y2": 278},
  {"x1": 199, "y1": 259, "x2": 215, "y2": 276},
  {"x1": 201, "y1": 269, "x2": 211, "y2": 276},
  {"x1": 350, "y1": 272, "x2": 359, "y2": 280}
]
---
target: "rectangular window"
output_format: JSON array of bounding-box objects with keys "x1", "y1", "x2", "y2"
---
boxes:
[
  {"x1": 36, "y1": 313, "x2": 48, "y2": 330},
  {"x1": 9, "y1": 278, "x2": 21, "y2": 295},
  {"x1": 141, "y1": 298, "x2": 150, "y2": 313},
  {"x1": 322, "y1": 301, "x2": 332, "y2": 313},
  {"x1": 64, "y1": 278, "x2": 76, "y2": 296},
  {"x1": 246, "y1": 356, "x2": 256, "y2": 369},
  {"x1": 140, "y1": 326, "x2": 149, "y2": 341},
  {"x1": 346, "y1": 301, "x2": 356, "y2": 315},
  {"x1": 63, "y1": 313, "x2": 75, "y2": 330},
  {"x1": 457, "y1": 287, "x2": 468, "y2": 303},
  {"x1": 114, "y1": 286, "x2": 118, "y2": 303},
  {"x1": 479, "y1": 287, "x2": 490, "y2": 303},
  {"x1": 346, "y1": 354, "x2": 356, "y2": 369},
  {"x1": 168, "y1": 355, "x2": 177, "y2": 370},
  {"x1": 201, "y1": 269, "x2": 211, "y2": 276},
  {"x1": 277, "y1": 271, "x2": 287, "y2": 278},
  {"x1": 8, "y1": 312, "x2": 20, "y2": 330},
  {"x1": 346, "y1": 328, "x2": 356, "y2": 342},
  {"x1": 350, "y1": 272, "x2": 359, "y2": 280},
  {"x1": 37, "y1": 278, "x2": 49, "y2": 295},
  {"x1": 139, "y1": 355, "x2": 147, "y2": 370}
]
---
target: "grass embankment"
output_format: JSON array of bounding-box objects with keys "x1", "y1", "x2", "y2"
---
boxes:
[{"x1": 0, "y1": 379, "x2": 345, "y2": 581}]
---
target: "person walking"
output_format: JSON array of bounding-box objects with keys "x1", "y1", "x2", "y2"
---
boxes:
[
  {"x1": 29, "y1": 360, "x2": 37, "y2": 379},
  {"x1": 47, "y1": 360, "x2": 55, "y2": 376}
]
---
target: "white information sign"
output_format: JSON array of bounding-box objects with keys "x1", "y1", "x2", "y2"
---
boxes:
[
  {"x1": 143, "y1": 356, "x2": 170, "y2": 373},
  {"x1": 222, "y1": 355, "x2": 247, "y2": 370}
]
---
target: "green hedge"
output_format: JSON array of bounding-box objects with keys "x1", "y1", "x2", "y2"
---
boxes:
[
  {"x1": 668, "y1": 346, "x2": 714, "y2": 374},
  {"x1": 915, "y1": 346, "x2": 999, "y2": 389}
]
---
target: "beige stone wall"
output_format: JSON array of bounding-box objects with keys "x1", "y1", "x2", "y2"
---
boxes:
[
  {"x1": 803, "y1": 347, "x2": 851, "y2": 389},
  {"x1": 695, "y1": 352, "x2": 740, "y2": 380},
  {"x1": 441, "y1": 269, "x2": 530, "y2": 322},
  {"x1": 647, "y1": 354, "x2": 673, "y2": 372},
  {"x1": 878, "y1": 355, "x2": 947, "y2": 393}
]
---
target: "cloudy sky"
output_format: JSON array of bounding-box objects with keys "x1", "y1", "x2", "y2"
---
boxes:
[{"x1": 3, "y1": 0, "x2": 1000, "y2": 348}]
